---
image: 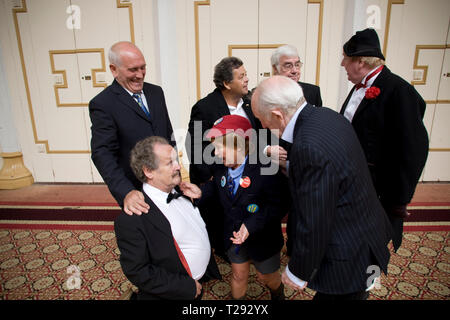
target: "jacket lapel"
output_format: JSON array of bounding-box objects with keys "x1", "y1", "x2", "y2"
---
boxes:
[
  {"x1": 232, "y1": 162, "x2": 258, "y2": 204},
  {"x1": 293, "y1": 104, "x2": 314, "y2": 138},
  {"x1": 111, "y1": 80, "x2": 153, "y2": 123},
  {"x1": 351, "y1": 67, "x2": 389, "y2": 122},
  {"x1": 142, "y1": 192, "x2": 174, "y2": 239},
  {"x1": 142, "y1": 83, "x2": 156, "y2": 129},
  {"x1": 340, "y1": 87, "x2": 355, "y2": 115}
]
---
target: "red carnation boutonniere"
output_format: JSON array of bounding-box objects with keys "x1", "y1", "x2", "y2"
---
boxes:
[{"x1": 365, "y1": 86, "x2": 381, "y2": 99}]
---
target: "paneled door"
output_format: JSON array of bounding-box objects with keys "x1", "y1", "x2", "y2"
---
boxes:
[
  {"x1": 195, "y1": 0, "x2": 323, "y2": 99},
  {"x1": 6, "y1": 0, "x2": 138, "y2": 182}
]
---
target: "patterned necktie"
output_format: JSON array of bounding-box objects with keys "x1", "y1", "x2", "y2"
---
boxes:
[
  {"x1": 132, "y1": 93, "x2": 151, "y2": 119},
  {"x1": 227, "y1": 175, "x2": 236, "y2": 198}
]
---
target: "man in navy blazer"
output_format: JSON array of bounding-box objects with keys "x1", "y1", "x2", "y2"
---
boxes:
[
  {"x1": 89, "y1": 41, "x2": 174, "y2": 215},
  {"x1": 340, "y1": 28, "x2": 429, "y2": 251},
  {"x1": 252, "y1": 76, "x2": 392, "y2": 300}
]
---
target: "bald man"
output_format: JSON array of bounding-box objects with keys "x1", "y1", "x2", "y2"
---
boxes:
[{"x1": 89, "y1": 41, "x2": 174, "y2": 216}]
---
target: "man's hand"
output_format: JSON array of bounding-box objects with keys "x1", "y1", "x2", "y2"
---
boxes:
[
  {"x1": 230, "y1": 223, "x2": 249, "y2": 244},
  {"x1": 281, "y1": 268, "x2": 308, "y2": 291},
  {"x1": 266, "y1": 145, "x2": 288, "y2": 162},
  {"x1": 194, "y1": 280, "x2": 202, "y2": 298},
  {"x1": 179, "y1": 181, "x2": 202, "y2": 199},
  {"x1": 123, "y1": 190, "x2": 150, "y2": 216}
]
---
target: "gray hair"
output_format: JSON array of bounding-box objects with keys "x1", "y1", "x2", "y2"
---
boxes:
[
  {"x1": 271, "y1": 45, "x2": 300, "y2": 72},
  {"x1": 108, "y1": 41, "x2": 136, "y2": 67},
  {"x1": 255, "y1": 76, "x2": 304, "y2": 117},
  {"x1": 130, "y1": 136, "x2": 170, "y2": 183}
]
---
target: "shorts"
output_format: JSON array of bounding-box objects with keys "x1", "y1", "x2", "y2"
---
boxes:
[{"x1": 226, "y1": 244, "x2": 280, "y2": 274}]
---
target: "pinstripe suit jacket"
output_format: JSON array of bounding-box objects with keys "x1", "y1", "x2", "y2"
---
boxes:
[{"x1": 287, "y1": 104, "x2": 393, "y2": 295}]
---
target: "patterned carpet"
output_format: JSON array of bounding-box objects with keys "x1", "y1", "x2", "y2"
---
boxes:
[{"x1": 0, "y1": 219, "x2": 448, "y2": 300}]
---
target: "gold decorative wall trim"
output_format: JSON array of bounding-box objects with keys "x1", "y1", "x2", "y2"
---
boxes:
[
  {"x1": 12, "y1": 0, "x2": 134, "y2": 154},
  {"x1": 383, "y1": 0, "x2": 404, "y2": 58},
  {"x1": 411, "y1": 44, "x2": 450, "y2": 104},
  {"x1": 308, "y1": 0, "x2": 323, "y2": 86},
  {"x1": 227, "y1": 44, "x2": 285, "y2": 57},
  {"x1": 429, "y1": 148, "x2": 450, "y2": 152},
  {"x1": 117, "y1": 0, "x2": 136, "y2": 44},
  {"x1": 411, "y1": 44, "x2": 449, "y2": 86},
  {"x1": 194, "y1": 0, "x2": 323, "y2": 99},
  {"x1": 194, "y1": 0, "x2": 210, "y2": 100},
  {"x1": 49, "y1": 49, "x2": 107, "y2": 107}
]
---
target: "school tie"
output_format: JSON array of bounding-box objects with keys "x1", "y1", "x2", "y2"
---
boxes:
[
  {"x1": 132, "y1": 93, "x2": 151, "y2": 119},
  {"x1": 227, "y1": 175, "x2": 236, "y2": 198}
]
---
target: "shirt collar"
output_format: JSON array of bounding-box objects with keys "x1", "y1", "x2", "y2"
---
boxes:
[
  {"x1": 143, "y1": 183, "x2": 174, "y2": 206},
  {"x1": 281, "y1": 100, "x2": 307, "y2": 143},
  {"x1": 362, "y1": 66, "x2": 382, "y2": 86},
  {"x1": 228, "y1": 98, "x2": 244, "y2": 110},
  {"x1": 124, "y1": 87, "x2": 143, "y2": 97},
  {"x1": 228, "y1": 156, "x2": 248, "y2": 179}
]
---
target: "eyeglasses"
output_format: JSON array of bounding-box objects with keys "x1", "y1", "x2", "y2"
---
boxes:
[{"x1": 281, "y1": 61, "x2": 303, "y2": 71}]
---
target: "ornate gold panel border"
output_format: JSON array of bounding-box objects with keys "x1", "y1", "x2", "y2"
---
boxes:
[
  {"x1": 227, "y1": 44, "x2": 285, "y2": 57},
  {"x1": 411, "y1": 44, "x2": 450, "y2": 152},
  {"x1": 308, "y1": 0, "x2": 323, "y2": 86},
  {"x1": 194, "y1": 0, "x2": 210, "y2": 100},
  {"x1": 117, "y1": 0, "x2": 136, "y2": 44},
  {"x1": 194, "y1": 0, "x2": 323, "y2": 100},
  {"x1": 49, "y1": 49, "x2": 107, "y2": 107},
  {"x1": 12, "y1": 0, "x2": 135, "y2": 154},
  {"x1": 383, "y1": 0, "x2": 404, "y2": 58}
]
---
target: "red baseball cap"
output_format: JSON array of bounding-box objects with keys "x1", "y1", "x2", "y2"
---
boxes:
[{"x1": 206, "y1": 115, "x2": 253, "y2": 139}]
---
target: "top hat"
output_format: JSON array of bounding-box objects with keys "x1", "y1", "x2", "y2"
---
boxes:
[{"x1": 343, "y1": 28, "x2": 385, "y2": 60}]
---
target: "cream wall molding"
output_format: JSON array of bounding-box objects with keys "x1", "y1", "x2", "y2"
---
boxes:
[
  {"x1": 12, "y1": 0, "x2": 135, "y2": 154},
  {"x1": 49, "y1": 49, "x2": 107, "y2": 107},
  {"x1": 194, "y1": 0, "x2": 210, "y2": 100},
  {"x1": 383, "y1": 0, "x2": 404, "y2": 58},
  {"x1": 411, "y1": 44, "x2": 450, "y2": 152}
]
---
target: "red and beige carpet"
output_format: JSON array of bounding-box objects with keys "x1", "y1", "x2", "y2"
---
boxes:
[{"x1": 0, "y1": 185, "x2": 449, "y2": 300}]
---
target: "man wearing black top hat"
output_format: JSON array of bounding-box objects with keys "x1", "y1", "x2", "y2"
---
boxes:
[{"x1": 340, "y1": 28, "x2": 429, "y2": 251}]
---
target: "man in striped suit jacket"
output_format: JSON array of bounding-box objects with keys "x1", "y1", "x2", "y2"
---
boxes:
[{"x1": 251, "y1": 76, "x2": 393, "y2": 300}]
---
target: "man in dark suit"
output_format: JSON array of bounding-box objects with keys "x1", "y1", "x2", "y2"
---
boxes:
[
  {"x1": 271, "y1": 44, "x2": 322, "y2": 107},
  {"x1": 89, "y1": 41, "x2": 174, "y2": 216},
  {"x1": 340, "y1": 28, "x2": 429, "y2": 251},
  {"x1": 251, "y1": 75, "x2": 392, "y2": 300},
  {"x1": 186, "y1": 56, "x2": 263, "y2": 185},
  {"x1": 114, "y1": 136, "x2": 220, "y2": 300}
]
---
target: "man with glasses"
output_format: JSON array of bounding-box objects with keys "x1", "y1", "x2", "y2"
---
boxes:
[{"x1": 271, "y1": 44, "x2": 322, "y2": 107}]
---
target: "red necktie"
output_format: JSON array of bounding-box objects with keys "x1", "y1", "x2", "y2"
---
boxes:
[
  {"x1": 355, "y1": 65, "x2": 384, "y2": 90},
  {"x1": 173, "y1": 237, "x2": 192, "y2": 278}
]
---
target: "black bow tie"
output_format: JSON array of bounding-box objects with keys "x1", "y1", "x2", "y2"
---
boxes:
[{"x1": 167, "y1": 191, "x2": 183, "y2": 203}]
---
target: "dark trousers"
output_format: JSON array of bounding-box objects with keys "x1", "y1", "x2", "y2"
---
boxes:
[{"x1": 313, "y1": 290, "x2": 370, "y2": 301}]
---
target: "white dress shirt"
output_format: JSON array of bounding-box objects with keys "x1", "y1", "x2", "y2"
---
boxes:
[
  {"x1": 228, "y1": 98, "x2": 249, "y2": 120},
  {"x1": 278, "y1": 100, "x2": 308, "y2": 175},
  {"x1": 343, "y1": 66, "x2": 382, "y2": 122},
  {"x1": 143, "y1": 183, "x2": 211, "y2": 280}
]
